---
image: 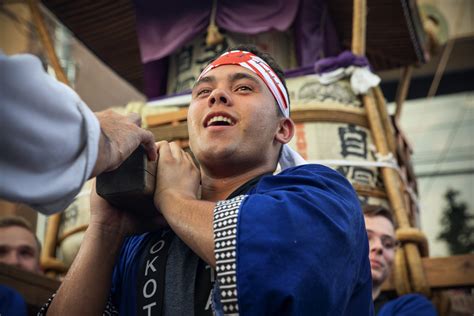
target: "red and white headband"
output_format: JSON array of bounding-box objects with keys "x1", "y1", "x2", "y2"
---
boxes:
[{"x1": 198, "y1": 50, "x2": 290, "y2": 118}]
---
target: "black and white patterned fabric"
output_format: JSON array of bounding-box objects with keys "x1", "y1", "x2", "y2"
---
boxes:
[
  {"x1": 213, "y1": 194, "x2": 247, "y2": 315},
  {"x1": 37, "y1": 293, "x2": 55, "y2": 315},
  {"x1": 37, "y1": 293, "x2": 119, "y2": 315}
]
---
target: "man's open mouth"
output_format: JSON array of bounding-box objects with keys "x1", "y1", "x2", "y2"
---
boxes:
[{"x1": 204, "y1": 113, "x2": 236, "y2": 127}]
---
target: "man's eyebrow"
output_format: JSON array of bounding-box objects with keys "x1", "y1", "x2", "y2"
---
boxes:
[
  {"x1": 229, "y1": 72, "x2": 262, "y2": 87},
  {"x1": 193, "y1": 75, "x2": 216, "y2": 90},
  {"x1": 366, "y1": 229, "x2": 395, "y2": 239}
]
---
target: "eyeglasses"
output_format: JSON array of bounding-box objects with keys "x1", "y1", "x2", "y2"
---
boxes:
[{"x1": 366, "y1": 230, "x2": 400, "y2": 251}]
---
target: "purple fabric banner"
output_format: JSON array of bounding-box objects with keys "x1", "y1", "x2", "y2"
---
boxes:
[
  {"x1": 314, "y1": 51, "x2": 371, "y2": 74},
  {"x1": 216, "y1": 0, "x2": 299, "y2": 34},
  {"x1": 134, "y1": 0, "x2": 299, "y2": 63},
  {"x1": 134, "y1": 0, "x2": 342, "y2": 98},
  {"x1": 294, "y1": 0, "x2": 341, "y2": 67}
]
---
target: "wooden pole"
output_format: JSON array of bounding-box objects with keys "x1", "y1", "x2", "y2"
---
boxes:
[
  {"x1": 395, "y1": 66, "x2": 413, "y2": 121},
  {"x1": 28, "y1": 0, "x2": 69, "y2": 276},
  {"x1": 427, "y1": 39, "x2": 454, "y2": 99},
  {"x1": 351, "y1": 0, "x2": 430, "y2": 296},
  {"x1": 364, "y1": 93, "x2": 408, "y2": 230},
  {"x1": 40, "y1": 214, "x2": 65, "y2": 276},
  {"x1": 364, "y1": 91, "x2": 431, "y2": 296},
  {"x1": 352, "y1": 0, "x2": 367, "y2": 56},
  {"x1": 394, "y1": 248, "x2": 412, "y2": 294},
  {"x1": 374, "y1": 86, "x2": 397, "y2": 155},
  {"x1": 41, "y1": 214, "x2": 60, "y2": 258},
  {"x1": 27, "y1": 0, "x2": 69, "y2": 85}
]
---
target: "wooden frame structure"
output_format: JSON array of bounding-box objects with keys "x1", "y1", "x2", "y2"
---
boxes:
[
  {"x1": 17, "y1": 1, "x2": 472, "y2": 315},
  {"x1": 141, "y1": 0, "x2": 474, "y2": 312},
  {"x1": 353, "y1": 0, "x2": 431, "y2": 296},
  {"x1": 0, "y1": 263, "x2": 59, "y2": 313}
]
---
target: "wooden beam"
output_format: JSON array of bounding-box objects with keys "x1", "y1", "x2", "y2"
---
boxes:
[
  {"x1": 29, "y1": 0, "x2": 70, "y2": 278},
  {"x1": 351, "y1": 0, "x2": 367, "y2": 56},
  {"x1": 147, "y1": 107, "x2": 370, "y2": 143},
  {"x1": 364, "y1": 90, "x2": 430, "y2": 295},
  {"x1": 394, "y1": 66, "x2": 413, "y2": 121},
  {"x1": 146, "y1": 108, "x2": 188, "y2": 127},
  {"x1": 0, "y1": 263, "x2": 60, "y2": 308},
  {"x1": 149, "y1": 122, "x2": 189, "y2": 142},
  {"x1": 382, "y1": 254, "x2": 474, "y2": 291},
  {"x1": 41, "y1": 210, "x2": 62, "y2": 277},
  {"x1": 373, "y1": 87, "x2": 396, "y2": 155},
  {"x1": 28, "y1": 0, "x2": 69, "y2": 85},
  {"x1": 291, "y1": 108, "x2": 369, "y2": 128}
]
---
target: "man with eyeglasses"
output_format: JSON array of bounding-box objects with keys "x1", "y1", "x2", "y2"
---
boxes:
[{"x1": 363, "y1": 205, "x2": 437, "y2": 315}]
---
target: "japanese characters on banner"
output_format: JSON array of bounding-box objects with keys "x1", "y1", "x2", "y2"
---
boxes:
[
  {"x1": 287, "y1": 75, "x2": 362, "y2": 108},
  {"x1": 167, "y1": 31, "x2": 296, "y2": 95},
  {"x1": 286, "y1": 75, "x2": 388, "y2": 208}
]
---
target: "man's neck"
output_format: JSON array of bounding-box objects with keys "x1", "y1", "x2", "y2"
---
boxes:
[
  {"x1": 200, "y1": 165, "x2": 274, "y2": 201},
  {"x1": 372, "y1": 284, "x2": 381, "y2": 300}
]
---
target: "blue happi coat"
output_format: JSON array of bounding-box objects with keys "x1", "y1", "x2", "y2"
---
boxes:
[{"x1": 111, "y1": 164, "x2": 373, "y2": 315}]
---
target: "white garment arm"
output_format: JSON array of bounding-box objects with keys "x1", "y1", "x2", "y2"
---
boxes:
[{"x1": 0, "y1": 53, "x2": 100, "y2": 214}]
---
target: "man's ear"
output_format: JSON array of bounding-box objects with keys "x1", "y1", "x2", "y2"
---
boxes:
[{"x1": 275, "y1": 118, "x2": 295, "y2": 145}]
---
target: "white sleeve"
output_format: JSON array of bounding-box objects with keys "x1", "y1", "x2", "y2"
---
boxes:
[{"x1": 0, "y1": 53, "x2": 100, "y2": 214}]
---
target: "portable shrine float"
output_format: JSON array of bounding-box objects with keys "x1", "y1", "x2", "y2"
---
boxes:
[{"x1": 21, "y1": 0, "x2": 472, "y2": 314}]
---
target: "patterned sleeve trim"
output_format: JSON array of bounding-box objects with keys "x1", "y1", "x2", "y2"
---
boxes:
[
  {"x1": 213, "y1": 194, "x2": 247, "y2": 315},
  {"x1": 37, "y1": 293, "x2": 119, "y2": 315},
  {"x1": 38, "y1": 293, "x2": 55, "y2": 315}
]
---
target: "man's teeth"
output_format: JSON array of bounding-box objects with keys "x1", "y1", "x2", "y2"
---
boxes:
[{"x1": 207, "y1": 116, "x2": 233, "y2": 126}]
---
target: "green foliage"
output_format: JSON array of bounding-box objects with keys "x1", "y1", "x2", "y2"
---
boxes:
[{"x1": 437, "y1": 189, "x2": 474, "y2": 255}]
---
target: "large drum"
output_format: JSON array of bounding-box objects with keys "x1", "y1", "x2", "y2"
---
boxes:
[
  {"x1": 285, "y1": 74, "x2": 390, "y2": 209},
  {"x1": 56, "y1": 180, "x2": 93, "y2": 268}
]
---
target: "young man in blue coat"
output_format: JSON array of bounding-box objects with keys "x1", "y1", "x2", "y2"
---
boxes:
[{"x1": 44, "y1": 46, "x2": 373, "y2": 315}]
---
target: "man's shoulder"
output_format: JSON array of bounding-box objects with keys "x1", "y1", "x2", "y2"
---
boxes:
[
  {"x1": 279, "y1": 163, "x2": 340, "y2": 174},
  {"x1": 255, "y1": 163, "x2": 356, "y2": 199},
  {"x1": 378, "y1": 293, "x2": 437, "y2": 316},
  {"x1": 390, "y1": 293, "x2": 435, "y2": 306},
  {"x1": 243, "y1": 163, "x2": 363, "y2": 227},
  {"x1": 277, "y1": 164, "x2": 351, "y2": 185}
]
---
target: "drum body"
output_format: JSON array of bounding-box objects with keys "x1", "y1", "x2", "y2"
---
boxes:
[
  {"x1": 286, "y1": 74, "x2": 390, "y2": 209},
  {"x1": 57, "y1": 180, "x2": 92, "y2": 268}
]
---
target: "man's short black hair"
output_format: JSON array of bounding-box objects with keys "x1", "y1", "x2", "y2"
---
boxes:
[
  {"x1": 0, "y1": 216, "x2": 42, "y2": 254},
  {"x1": 362, "y1": 204, "x2": 396, "y2": 227}
]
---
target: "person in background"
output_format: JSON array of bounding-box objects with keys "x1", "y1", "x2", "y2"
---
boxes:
[
  {"x1": 363, "y1": 205, "x2": 437, "y2": 316},
  {"x1": 0, "y1": 216, "x2": 43, "y2": 316},
  {"x1": 0, "y1": 216, "x2": 42, "y2": 273},
  {"x1": 0, "y1": 52, "x2": 157, "y2": 215}
]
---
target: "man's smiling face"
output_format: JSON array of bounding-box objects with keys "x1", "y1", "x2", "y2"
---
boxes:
[{"x1": 188, "y1": 65, "x2": 282, "y2": 171}]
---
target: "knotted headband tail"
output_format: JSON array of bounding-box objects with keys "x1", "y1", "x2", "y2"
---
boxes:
[{"x1": 279, "y1": 144, "x2": 307, "y2": 170}]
